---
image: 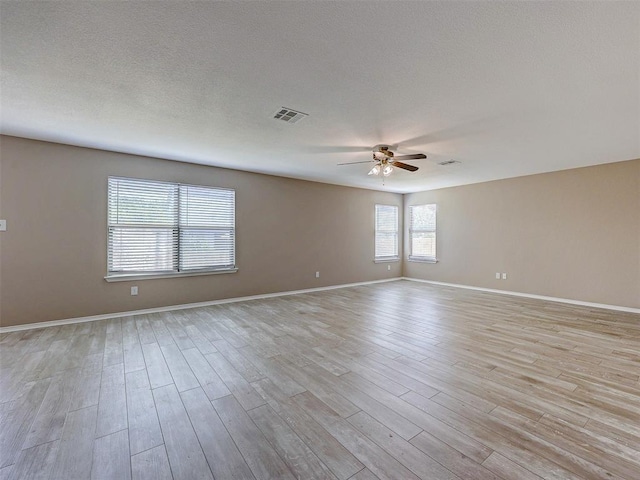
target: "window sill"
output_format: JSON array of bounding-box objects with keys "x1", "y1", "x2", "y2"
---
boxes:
[
  {"x1": 408, "y1": 257, "x2": 438, "y2": 264},
  {"x1": 105, "y1": 268, "x2": 238, "y2": 282},
  {"x1": 374, "y1": 258, "x2": 400, "y2": 263}
]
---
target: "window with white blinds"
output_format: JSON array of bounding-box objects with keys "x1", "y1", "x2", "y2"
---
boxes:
[
  {"x1": 409, "y1": 204, "x2": 436, "y2": 261},
  {"x1": 374, "y1": 204, "x2": 399, "y2": 261},
  {"x1": 107, "y1": 177, "x2": 235, "y2": 276},
  {"x1": 179, "y1": 184, "x2": 235, "y2": 271}
]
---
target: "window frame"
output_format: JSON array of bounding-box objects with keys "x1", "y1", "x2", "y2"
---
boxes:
[
  {"x1": 374, "y1": 204, "x2": 400, "y2": 263},
  {"x1": 105, "y1": 176, "x2": 237, "y2": 282},
  {"x1": 408, "y1": 203, "x2": 437, "y2": 263}
]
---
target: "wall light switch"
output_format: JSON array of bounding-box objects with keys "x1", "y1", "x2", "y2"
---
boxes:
[
  {"x1": 131, "y1": 286, "x2": 138, "y2": 296},
  {"x1": 387, "y1": 264, "x2": 391, "y2": 271},
  {"x1": 495, "y1": 272, "x2": 500, "y2": 279},
  {"x1": 315, "y1": 271, "x2": 320, "y2": 278},
  {"x1": 502, "y1": 273, "x2": 507, "y2": 280},
  {"x1": 0, "y1": 220, "x2": 6, "y2": 231}
]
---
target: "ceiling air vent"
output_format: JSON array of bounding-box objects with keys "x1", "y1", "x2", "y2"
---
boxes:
[
  {"x1": 273, "y1": 107, "x2": 308, "y2": 124},
  {"x1": 438, "y1": 160, "x2": 461, "y2": 166}
]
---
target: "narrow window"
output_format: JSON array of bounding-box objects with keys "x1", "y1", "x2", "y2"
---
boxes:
[
  {"x1": 409, "y1": 204, "x2": 436, "y2": 262},
  {"x1": 375, "y1": 204, "x2": 399, "y2": 261}
]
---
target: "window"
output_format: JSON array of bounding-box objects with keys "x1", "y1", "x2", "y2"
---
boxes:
[
  {"x1": 409, "y1": 204, "x2": 437, "y2": 262},
  {"x1": 374, "y1": 204, "x2": 399, "y2": 261},
  {"x1": 107, "y1": 176, "x2": 235, "y2": 278}
]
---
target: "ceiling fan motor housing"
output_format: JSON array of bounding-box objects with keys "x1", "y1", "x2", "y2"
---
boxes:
[{"x1": 373, "y1": 145, "x2": 394, "y2": 162}]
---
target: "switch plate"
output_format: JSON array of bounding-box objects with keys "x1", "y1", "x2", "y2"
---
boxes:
[
  {"x1": 387, "y1": 264, "x2": 391, "y2": 271},
  {"x1": 315, "y1": 271, "x2": 320, "y2": 278},
  {"x1": 0, "y1": 220, "x2": 6, "y2": 231},
  {"x1": 502, "y1": 273, "x2": 507, "y2": 280},
  {"x1": 495, "y1": 272, "x2": 500, "y2": 279},
  {"x1": 131, "y1": 286, "x2": 138, "y2": 296}
]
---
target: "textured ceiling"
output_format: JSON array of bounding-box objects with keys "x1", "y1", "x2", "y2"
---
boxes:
[{"x1": 1, "y1": 1, "x2": 639, "y2": 193}]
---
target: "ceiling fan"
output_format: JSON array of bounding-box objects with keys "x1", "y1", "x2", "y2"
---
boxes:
[{"x1": 338, "y1": 145, "x2": 426, "y2": 176}]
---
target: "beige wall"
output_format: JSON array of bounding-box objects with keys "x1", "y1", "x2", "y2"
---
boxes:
[
  {"x1": 0, "y1": 136, "x2": 403, "y2": 327},
  {"x1": 404, "y1": 159, "x2": 640, "y2": 309},
  {"x1": 2, "y1": 136, "x2": 637, "y2": 328}
]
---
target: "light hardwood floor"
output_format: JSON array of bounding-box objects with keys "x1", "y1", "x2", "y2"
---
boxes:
[{"x1": 1, "y1": 280, "x2": 639, "y2": 480}]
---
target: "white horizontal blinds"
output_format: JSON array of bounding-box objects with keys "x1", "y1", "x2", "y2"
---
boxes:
[
  {"x1": 179, "y1": 185, "x2": 235, "y2": 271},
  {"x1": 409, "y1": 204, "x2": 436, "y2": 260},
  {"x1": 375, "y1": 204, "x2": 399, "y2": 259},
  {"x1": 108, "y1": 177, "x2": 178, "y2": 273}
]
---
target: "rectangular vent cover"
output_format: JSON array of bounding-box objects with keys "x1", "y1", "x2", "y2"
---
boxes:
[{"x1": 273, "y1": 107, "x2": 308, "y2": 124}]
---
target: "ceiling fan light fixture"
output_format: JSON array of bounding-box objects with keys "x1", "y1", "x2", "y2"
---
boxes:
[{"x1": 337, "y1": 145, "x2": 425, "y2": 177}]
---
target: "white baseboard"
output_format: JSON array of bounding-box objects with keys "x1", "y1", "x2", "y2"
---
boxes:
[
  {"x1": 402, "y1": 277, "x2": 640, "y2": 314},
  {"x1": 0, "y1": 277, "x2": 403, "y2": 333},
  {"x1": 4, "y1": 276, "x2": 635, "y2": 333}
]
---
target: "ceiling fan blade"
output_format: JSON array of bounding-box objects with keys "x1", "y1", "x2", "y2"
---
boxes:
[
  {"x1": 393, "y1": 161, "x2": 419, "y2": 172},
  {"x1": 393, "y1": 153, "x2": 427, "y2": 161},
  {"x1": 306, "y1": 146, "x2": 372, "y2": 154},
  {"x1": 337, "y1": 160, "x2": 376, "y2": 166}
]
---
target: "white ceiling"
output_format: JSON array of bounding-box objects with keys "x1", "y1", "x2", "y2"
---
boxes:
[{"x1": 1, "y1": 1, "x2": 639, "y2": 193}]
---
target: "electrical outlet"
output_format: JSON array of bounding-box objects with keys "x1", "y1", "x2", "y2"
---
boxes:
[
  {"x1": 0, "y1": 220, "x2": 6, "y2": 231},
  {"x1": 315, "y1": 271, "x2": 320, "y2": 278},
  {"x1": 387, "y1": 264, "x2": 391, "y2": 271},
  {"x1": 131, "y1": 286, "x2": 138, "y2": 296},
  {"x1": 495, "y1": 272, "x2": 500, "y2": 279},
  {"x1": 502, "y1": 273, "x2": 507, "y2": 280}
]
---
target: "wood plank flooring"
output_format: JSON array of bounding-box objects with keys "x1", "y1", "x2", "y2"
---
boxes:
[{"x1": 1, "y1": 280, "x2": 639, "y2": 479}]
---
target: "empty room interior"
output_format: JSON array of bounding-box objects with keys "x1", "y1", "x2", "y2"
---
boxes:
[{"x1": 1, "y1": 2, "x2": 639, "y2": 480}]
